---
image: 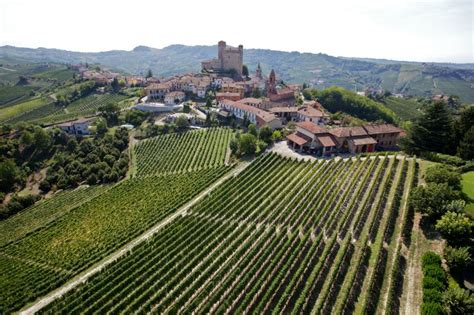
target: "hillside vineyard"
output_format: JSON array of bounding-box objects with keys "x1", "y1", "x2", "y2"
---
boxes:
[
  {"x1": 133, "y1": 128, "x2": 233, "y2": 176},
  {"x1": 39, "y1": 153, "x2": 416, "y2": 314}
]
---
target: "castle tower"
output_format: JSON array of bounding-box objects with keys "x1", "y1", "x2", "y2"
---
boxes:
[
  {"x1": 218, "y1": 41, "x2": 226, "y2": 70},
  {"x1": 256, "y1": 63, "x2": 262, "y2": 79}
]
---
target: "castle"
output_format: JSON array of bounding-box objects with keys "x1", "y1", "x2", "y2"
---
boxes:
[{"x1": 201, "y1": 41, "x2": 243, "y2": 79}]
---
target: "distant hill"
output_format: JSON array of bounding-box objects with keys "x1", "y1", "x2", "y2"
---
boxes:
[{"x1": 1, "y1": 44, "x2": 473, "y2": 102}]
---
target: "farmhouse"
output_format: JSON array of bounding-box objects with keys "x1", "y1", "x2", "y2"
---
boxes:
[
  {"x1": 164, "y1": 91, "x2": 186, "y2": 105},
  {"x1": 286, "y1": 121, "x2": 403, "y2": 155},
  {"x1": 57, "y1": 118, "x2": 92, "y2": 136}
]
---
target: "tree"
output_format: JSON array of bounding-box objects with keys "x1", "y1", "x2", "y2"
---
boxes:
[
  {"x1": 458, "y1": 126, "x2": 474, "y2": 160},
  {"x1": 444, "y1": 246, "x2": 472, "y2": 274},
  {"x1": 111, "y1": 77, "x2": 120, "y2": 92},
  {"x1": 183, "y1": 104, "x2": 191, "y2": 113},
  {"x1": 242, "y1": 113, "x2": 250, "y2": 128},
  {"x1": 252, "y1": 87, "x2": 261, "y2": 98},
  {"x1": 443, "y1": 287, "x2": 474, "y2": 315},
  {"x1": 33, "y1": 127, "x2": 51, "y2": 152},
  {"x1": 146, "y1": 69, "x2": 153, "y2": 78},
  {"x1": 258, "y1": 125, "x2": 273, "y2": 143},
  {"x1": 409, "y1": 183, "x2": 461, "y2": 219},
  {"x1": 435, "y1": 212, "x2": 473, "y2": 245},
  {"x1": 98, "y1": 103, "x2": 120, "y2": 126},
  {"x1": 239, "y1": 133, "x2": 257, "y2": 156},
  {"x1": 96, "y1": 119, "x2": 108, "y2": 136},
  {"x1": 248, "y1": 124, "x2": 258, "y2": 137},
  {"x1": 175, "y1": 115, "x2": 189, "y2": 131},
  {"x1": 206, "y1": 98, "x2": 212, "y2": 108},
  {"x1": 405, "y1": 102, "x2": 454, "y2": 154},
  {"x1": 271, "y1": 130, "x2": 282, "y2": 141},
  {"x1": 0, "y1": 160, "x2": 22, "y2": 192},
  {"x1": 242, "y1": 65, "x2": 249, "y2": 77},
  {"x1": 425, "y1": 165, "x2": 461, "y2": 190},
  {"x1": 229, "y1": 138, "x2": 239, "y2": 156}
]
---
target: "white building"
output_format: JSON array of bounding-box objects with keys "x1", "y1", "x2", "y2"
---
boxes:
[
  {"x1": 57, "y1": 118, "x2": 92, "y2": 136},
  {"x1": 164, "y1": 91, "x2": 186, "y2": 105}
]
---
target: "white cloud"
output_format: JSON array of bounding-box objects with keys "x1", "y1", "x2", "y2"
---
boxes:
[{"x1": 0, "y1": 0, "x2": 472, "y2": 62}]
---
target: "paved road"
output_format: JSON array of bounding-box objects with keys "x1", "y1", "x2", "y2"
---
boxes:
[{"x1": 19, "y1": 162, "x2": 251, "y2": 315}]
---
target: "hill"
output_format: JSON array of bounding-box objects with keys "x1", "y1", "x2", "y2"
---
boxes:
[{"x1": 1, "y1": 44, "x2": 473, "y2": 103}]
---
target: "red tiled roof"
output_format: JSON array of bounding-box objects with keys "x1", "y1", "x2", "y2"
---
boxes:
[
  {"x1": 350, "y1": 136, "x2": 378, "y2": 146},
  {"x1": 363, "y1": 124, "x2": 403, "y2": 135},
  {"x1": 221, "y1": 99, "x2": 278, "y2": 123},
  {"x1": 287, "y1": 133, "x2": 309, "y2": 146},
  {"x1": 329, "y1": 126, "x2": 368, "y2": 138},
  {"x1": 296, "y1": 121, "x2": 328, "y2": 134},
  {"x1": 239, "y1": 97, "x2": 263, "y2": 104},
  {"x1": 269, "y1": 106, "x2": 299, "y2": 113},
  {"x1": 317, "y1": 135, "x2": 337, "y2": 147}
]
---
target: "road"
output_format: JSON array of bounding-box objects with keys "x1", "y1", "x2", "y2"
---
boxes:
[{"x1": 19, "y1": 161, "x2": 251, "y2": 315}]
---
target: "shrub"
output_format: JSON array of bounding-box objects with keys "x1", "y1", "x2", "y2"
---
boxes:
[
  {"x1": 436, "y1": 212, "x2": 473, "y2": 245},
  {"x1": 423, "y1": 288, "x2": 444, "y2": 303},
  {"x1": 421, "y1": 302, "x2": 445, "y2": 315},
  {"x1": 425, "y1": 165, "x2": 461, "y2": 190},
  {"x1": 444, "y1": 246, "x2": 472, "y2": 274},
  {"x1": 423, "y1": 251, "x2": 442, "y2": 269},
  {"x1": 423, "y1": 276, "x2": 446, "y2": 292},
  {"x1": 443, "y1": 287, "x2": 474, "y2": 315}
]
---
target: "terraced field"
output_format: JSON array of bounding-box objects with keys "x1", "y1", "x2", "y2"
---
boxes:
[
  {"x1": 0, "y1": 167, "x2": 230, "y2": 313},
  {"x1": 133, "y1": 128, "x2": 233, "y2": 176},
  {"x1": 39, "y1": 153, "x2": 416, "y2": 314}
]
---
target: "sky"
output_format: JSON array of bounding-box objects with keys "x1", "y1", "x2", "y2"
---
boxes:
[{"x1": 0, "y1": 0, "x2": 472, "y2": 63}]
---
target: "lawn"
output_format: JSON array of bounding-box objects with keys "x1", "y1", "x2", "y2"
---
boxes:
[{"x1": 461, "y1": 171, "x2": 474, "y2": 217}]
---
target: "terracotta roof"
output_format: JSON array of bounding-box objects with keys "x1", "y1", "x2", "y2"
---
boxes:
[
  {"x1": 239, "y1": 97, "x2": 263, "y2": 104},
  {"x1": 269, "y1": 106, "x2": 299, "y2": 113},
  {"x1": 298, "y1": 105, "x2": 328, "y2": 118},
  {"x1": 317, "y1": 135, "x2": 337, "y2": 147},
  {"x1": 216, "y1": 92, "x2": 241, "y2": 97},
  {"x1": 350, "y1": 136, "x2": 378, "y2": 146},
  {"x1": 329, "y1": 126, "x2": 368, "y2": 138},
  {"x1": 296, "y1": 121, "x2": 328, "y2": 134},
  {"x1": 221, "y1": 100, "x2": 278, "y2": 123},
  {"x1": 363, "y1": 124, "x2": 403, "y2": 135},
  {"x1": 287, "y1": 133, "x2": 309, "y2": 146}
]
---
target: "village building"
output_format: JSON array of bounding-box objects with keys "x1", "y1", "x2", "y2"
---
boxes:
[
  {"x1": 164, "y1": 91, "x2": 186, "y2": 105},
  {"x1": 266, "y1": 69, "x2": 297, "y2": 104},
  {"x1": 269, "y1": 106, "x2": 300, "y2": 124},
  {"x1": 297, "y1": 102, "x2": 330, "y2": 125},
  {"x1": 286, "y1": 121, "x2": 403, "y2": 155},
  {"x1": 145, "y1": 83, "x2": 171, "y2": 101},
  {"x1": 201, "y1": 41, "x2": 244, "y2": 79},
  {"x1": 220, "y1": 83, "x2": 245, "y2": 98},
  {"x1": 57, "y1": 118, "x2": 92, "y2": 136},
  {"x1": 216, "y1": 92, "x2": 242, "y2": 102},
  {"x1": 219, "y1": 99, "x2": 282, "y2": 130}
]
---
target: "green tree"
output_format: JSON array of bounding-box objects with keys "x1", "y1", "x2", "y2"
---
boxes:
[
  {"x1": 33, "y1": 127, "x2": 51, "y2": 151},
  {"x1": 98, "y1": 103, "x2": 120, "y2": 126},
  {"x1": 409, "y1": 183, "x2": 461, "y2": 219},
  {"x1": 425, "y1": 165, "x2": 461, "y2": 190},
  {"x1": 146, "y1": 69, "x2": 153, "y2": 78},
  {"x1": 239, "y1": 133, "x2": 257, "y2": 156},
  {"x1": 443, "y1": 287, "x2": 474, "y2": 315},
  {"x1": 405, "y1": 102, "x2": 454, "y2": 154},
  {"x1": 248, "y1": 124, "x2": 258, "y2": 137},
  {"x1": 252, "y1": 87, "x2": 261, "y2": 98},
  {"x1": 444, "y1": 246, "x2": 472, "y2": 274},
  {"x1": 0, "y1": 160, "x2": 22, "y2": 192},
  {"x1": 175, "y1": 115, "x2": 189, "y2": 131},
  {"x1": 111, "y1": 77, "x2": 120, "y2": 92},
  {"x1": 242, "y1": 65, "x2": 249, "y2": 77},
  {"x1": 258, "y1": 125, "x2": 273, "y2": 143},
  {"x1": 458, "y1": 126, "x2": 474, "y2": 160},
  {"x1": 229, "y1": 138, "x2": 239, "y2": 156},
  {"x1": 96, "y1": 119, "x2": 108, "y2": 136},
  {"x1": 436, "y1": 212, "x2": 473, "y2": 244},
  {"x1": 271, "y1": 130, "x2": 282, "y2": 141}
]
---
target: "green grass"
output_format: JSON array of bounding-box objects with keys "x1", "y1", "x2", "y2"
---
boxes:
[
  {"x1": 0, "y1": 85, "x2": 37, "y2": 106},
  {"x1": 461, "y1": 171, "x2": 474, "y2": 217}
]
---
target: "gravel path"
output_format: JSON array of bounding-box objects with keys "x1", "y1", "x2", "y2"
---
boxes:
[{"x1": 19, "y1": 162, "x2": 251, "y2": 315}]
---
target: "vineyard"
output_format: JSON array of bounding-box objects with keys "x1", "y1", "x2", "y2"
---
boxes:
[
  {"x1": 0, "y1": 185, "x2": 111, "y2": 247},
  {"x1": 39, "y1": 153, "x2": 416, "y2": 314},
  {"x1": 0, "y1": 167, "x2": 230, "y2": 313},
  {"x1": 133, "y1": 128, "x2": 233, "y2": 176}
]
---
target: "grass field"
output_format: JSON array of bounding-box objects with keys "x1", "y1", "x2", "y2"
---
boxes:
[
  {"x1": 38, "y1": 153, "x2": 415, "y2": 314},
  {"x1": 461, "y1": 171, "x2": 474, "y2": 217},
  {"x1": 0, "y1": 167, "x2": 230, "y2": 313}
]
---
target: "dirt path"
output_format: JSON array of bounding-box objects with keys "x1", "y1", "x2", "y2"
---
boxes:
[
  {"x1": 404, "y1": 213, "x2": 422, "y2": 315},
  {"x1": 18, "y1": 162, "x2": 251, "y2": 315}
]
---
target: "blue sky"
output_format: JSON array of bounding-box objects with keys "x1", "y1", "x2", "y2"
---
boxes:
[{"x1": 0, "y1": 0, "x2": 472, "y2": 63}]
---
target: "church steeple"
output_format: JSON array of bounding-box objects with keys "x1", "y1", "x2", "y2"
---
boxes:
[{"x1": 268, "y1": 69, "x2": 277, "y2": 94}]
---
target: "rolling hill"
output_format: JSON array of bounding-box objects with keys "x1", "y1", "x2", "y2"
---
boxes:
[{"x1": 1, "y1": 44, "x2": 473, "y2": 102}]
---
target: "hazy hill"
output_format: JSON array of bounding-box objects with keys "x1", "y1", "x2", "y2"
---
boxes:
[{"x1": 1, "y1": 44, "x2": 473, "y2": 102}]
